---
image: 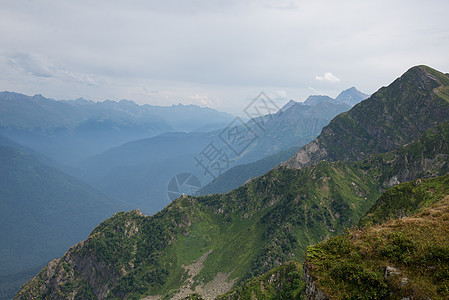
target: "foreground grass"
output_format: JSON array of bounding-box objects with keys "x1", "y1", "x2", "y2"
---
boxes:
[{"x1": 306, "y1": 175, "x2": 449, "y2": 299}]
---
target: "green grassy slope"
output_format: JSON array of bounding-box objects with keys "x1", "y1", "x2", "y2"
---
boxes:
[
  {"x1": 305, "y1": 174, "x2": 449, "y2": 299},
  {"x1": 359, "y1": 175, "x2": 449, "y2": 227},
  {"x1": 217, "y1": 261, "x2": 305, "y2": 300},
  {"x1": 15, "y1": 161, "x2": 381, "y2": 300}
]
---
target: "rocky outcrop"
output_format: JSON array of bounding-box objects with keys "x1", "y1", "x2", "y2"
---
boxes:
[
  {"x1": 15, "y1": 239, "x2": 121, "y2": 300},
  {"x1": 281, "y1": 140, "x2": 327, "y2": 169},
  {"x1": 302, "y1": 262, "x2": 329, "y2": 300}
]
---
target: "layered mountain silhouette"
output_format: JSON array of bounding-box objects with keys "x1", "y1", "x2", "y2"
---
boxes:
[
  {"x1": 0, "y1": 92, "x2": 234, "y2": 164},
  {"x1": 0, "y1": 88, "x2": 359, "y2": 299},
  {"x1": 80, "y1": 95, "x2": 351, "y2": 212},
  {"x1": 15, "y1": 65, "x2": 449, "y2": 299},
  {"x1": 0, "y1": 143, "x2": 130, "y2": 299}
]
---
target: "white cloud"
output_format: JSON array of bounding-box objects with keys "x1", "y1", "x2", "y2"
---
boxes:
[{"x1": 315, "y1": 72, "x2": 341, "y2": 83}]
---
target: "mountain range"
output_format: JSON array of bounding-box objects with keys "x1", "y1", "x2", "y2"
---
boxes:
[
  {"x1": 302, "y1": 86, "x2": 369, "y2": 107},
  {"x1": 78, "y1": 90, "x2": 358, "y2": 213},
  {"x1": 0, "y1": 88, "x2": 365, "y2": 214},
  {"x1": 14, "y1": 65, "x2": 449, "y2": 299},
  {"x1": 0, "y1": 92, "x2": 234, "y2": 164},
  {"x1": 0, "y1": 87, "x2": 366, "y2": 299},
  {"x1": 198, "y1": 87, "x2": 369, "y2": 195},
  {"x1": 284, "y1": 65, "x2": 449, "y2": 169}
]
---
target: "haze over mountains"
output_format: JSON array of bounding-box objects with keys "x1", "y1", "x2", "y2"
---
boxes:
[
  {"x1": 0, "y1": 92, "x2": 234, "y2": 164},
  {"x1": 0, "y1": 88, "x2": 366, "y2": 214},
  {"x1": 83, "y1": 89, "x2": 359, "y2": 212},
  {"x1": 0, "y1": 87, "x2": 367, "y2": 299},
  {"x1": 199, "y1": 87, "x2": 369, "y2": 195},
  {"x1": 0, "y1": 144, "x2": 128, "y2": 300},
  {"x1": 12, "y1": 65, "x2": 449, "y2": 299}
]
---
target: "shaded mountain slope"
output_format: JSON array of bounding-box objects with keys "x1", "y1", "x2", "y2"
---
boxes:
[
  {"x1": 240, "y1": 100, "x2": 351, "y2": 164},
  {"x1": 0, "y1": 134, "x2": 81, "y2": 177},
  {"x1": 80, "y1": 132, "x2": 216, "y2": 179},
  {"x1": 353, "y1": 119, "x2": 449, "y2": 191},
  {"x1": 0, "y1": 146, "x2": 128, "y2": 298}
]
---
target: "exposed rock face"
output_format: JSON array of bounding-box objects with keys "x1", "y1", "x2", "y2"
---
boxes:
[
  {"x1": 281, "y1": 140, "x2": 327, "y2": 170},
  {"x1": 15, "y1": 239, "x2": 121, "y2": 300},
  {"x1": 302, "y1": 263, "x2": 329, "y2": 300},
  {"x1": 283, "y1": 65, "x2": 449, "y2": 170}
]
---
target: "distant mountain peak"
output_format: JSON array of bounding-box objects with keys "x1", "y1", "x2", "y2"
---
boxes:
[
  {"x1": 335, "y1": 87, "x2": 370, "y2": 107},
  {"x1": 31, "y1": 93, "x2": 50, "y2": 102},
  {"x1": 280, "y1": 99, "x2": 297, "y2": 112},
  {"x1": 301, "y1": 87, "x2": 369, "y2": 108}
]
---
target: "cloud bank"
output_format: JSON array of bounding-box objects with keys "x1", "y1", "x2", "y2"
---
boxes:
[{"x1": 0, "y1": 0, "x2": 448, "y2": 114}]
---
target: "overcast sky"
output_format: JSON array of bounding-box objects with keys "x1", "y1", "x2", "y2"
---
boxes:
[{"x1": 1, "y1": 0, "x2": 448, "y2": 115}]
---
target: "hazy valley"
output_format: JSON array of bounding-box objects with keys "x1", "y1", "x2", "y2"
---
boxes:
[{"x1": 1, "y1": 65, "x2": 447, "y2": 299}]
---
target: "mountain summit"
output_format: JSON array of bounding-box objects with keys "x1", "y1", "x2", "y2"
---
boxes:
[
  {"x1": 303, "y1": 87, "x2": 369, "y2": 107},
  {"x1": 335, "y1": 86, "x2": 370, "y2": 107},
  {"x1": 283, "y1": 65, "x2": 449, "y2": 169}
]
